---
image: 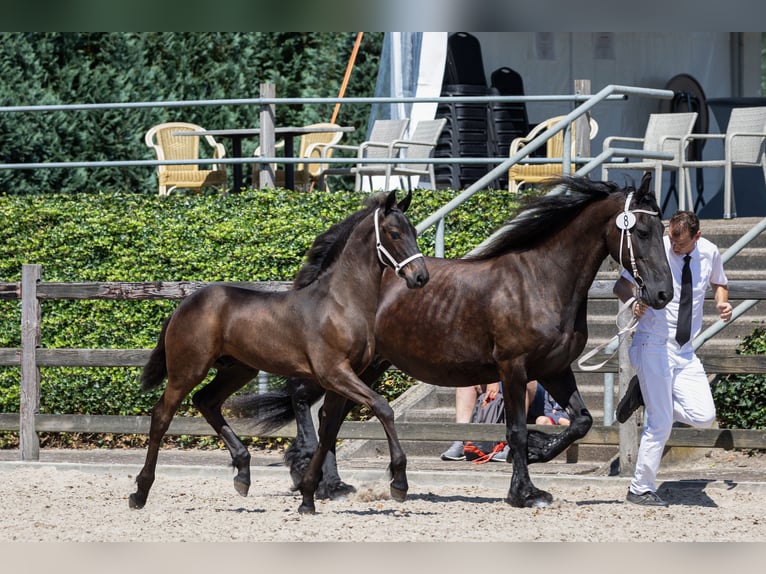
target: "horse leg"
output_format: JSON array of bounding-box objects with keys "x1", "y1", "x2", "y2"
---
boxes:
[
  {"x1": 501, "y1": 364, "x2": 553, "y2": 508},
  {"x1": 297, "y1": 391, "x2": 348, "y2": 514},
  {"x1": 192, "y1": 360, "x2": 258, "y2": 497},
  {"x1": 528, "y1": 371, "x2": 593, "y2": 463},
  {"x1": 298, "y1": 367, "x2": 408, "y2": 513},
  {"x1": 129, "y1": 382, "x2": 190, "y2": 509},
  {"x1": 285, "y1": 377, "x2": 356, "y2": 500},
  {"x1": 288, "y1": 358, "x2": 392, "y2": 499},
  {"x1": 326, "y1": 366, "x2": 408, "y2": 502}
]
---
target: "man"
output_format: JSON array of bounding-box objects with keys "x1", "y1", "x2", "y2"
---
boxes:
[{"x1": 613, "y1": 210, "x2": 732, "y2": 507}]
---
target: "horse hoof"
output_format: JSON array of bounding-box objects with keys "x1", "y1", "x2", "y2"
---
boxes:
[
  {"x1": 528, "y1": 498, "x2": 551, "y2": 509},
  {"x1": 506, "y1": 489, "x2": 553, "y2": 509},
  {"x1": 524, "y1": 489, "x2": 553, "y2": 508},
  {"x1": 128, "y1": 493, "x2": 145, "y2": 510},
  {"x1": 298, "y1": 503, "x2": 316, "y2": 515},
  {"x1": 390, "y1": 485, "x2": 408, "y2": 502},
  {"x1": 317, "y1": 481, "x2": 357, "y2": 500},
  {"x1": 233, "y1": 477, "x2": 250, "y2": 497}
]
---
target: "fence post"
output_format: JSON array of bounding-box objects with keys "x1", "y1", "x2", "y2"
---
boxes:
[
  {"x1": 618, "y1": 330, "x2": 638, "y2": 476},
  {"x1": 20, "y1": 264, "x2": 42, "y2": 461},
  {"x1": 258, "y1": 82, "x2": 276, "y2": 189},
  {"x1": 573, "y1": 79, "x2": 592, "y2": 162}
]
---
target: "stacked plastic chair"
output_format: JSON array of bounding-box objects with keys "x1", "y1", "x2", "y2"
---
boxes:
[
  {"x1": 434, "y1": 32, "x2": 493, "y2": 189},
  {"x1": 488, "y1": 67, "x2": 531, "y2": 189},
  {"x1": 434, "y1": 33, "x2": 530, "y2": 190}
]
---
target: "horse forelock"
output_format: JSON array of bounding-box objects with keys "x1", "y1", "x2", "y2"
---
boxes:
[
  {"x1": 467, "y1": 176, "x2": 619, "y2": 260},
  {"x1": 292, "y1": 193, "x2": 390, "y2": 290}
]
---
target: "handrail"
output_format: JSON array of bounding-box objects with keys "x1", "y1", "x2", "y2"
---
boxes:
[
  {"x1": 415, "y1": 84, "x2": 674, "y2": 234},
  {"x1": 0, "y1": 91, "x2": 625, "y2": 173},
  {"x1": 0, "y1": 94, "x2": 626, "y2": 114}
]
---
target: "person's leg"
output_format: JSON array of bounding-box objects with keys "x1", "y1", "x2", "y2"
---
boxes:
[
  {"x1": 672, "y1": 355, "x2": 716, "y2": 427},
  {"x1": 455, "y1": 385, "x2": 482, "y2": 423},
  {"x1": 526, "y1": 381, "x2": 545, "y2": 423},
  {"x1": 535, "y1": 415, "x2": 553, "y2": 425},
  {"x1": 440, "y1": 385, "x2": 482, "y2": 460},
  {"x1": 525, "y1": 381, "x2": 538, "y2": 415},
  {"x1": 628, "y1": 338, "x2": 674, "y2": 498}
]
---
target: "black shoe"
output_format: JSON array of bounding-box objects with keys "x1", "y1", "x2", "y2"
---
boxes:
[
  {"x1": 616, "y1": 375, "x2": 644, "y2": 423},
  {"x1": 625, "y1": 490, "x2": 669, "y2": 507}
]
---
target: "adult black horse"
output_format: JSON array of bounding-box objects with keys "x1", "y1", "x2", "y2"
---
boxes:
[
  {"x1": 233, "y1": 174, "x2": 673, "y2": 509},
  {"x1": 128, "y1": 190, "x2": 429, "y2": 512}
]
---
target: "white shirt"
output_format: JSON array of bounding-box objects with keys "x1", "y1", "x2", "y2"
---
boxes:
[{"x1": 621, "y1": 235, "x2": 728, "y2": 352}]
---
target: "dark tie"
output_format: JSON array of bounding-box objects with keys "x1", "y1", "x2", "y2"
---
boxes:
[{"x1": 675, "y1": 254, "x2": 692, "y2": 346}]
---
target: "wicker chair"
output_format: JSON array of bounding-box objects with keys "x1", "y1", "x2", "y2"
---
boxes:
[
  {"x1": 678, "y1": 106, "x2": 766, "y2": 218},
  {"x1": 507, "y1": 115, "x2": 598, "y2": 193},
  {"x1": 601, "y1": 113, "x2": 698, "y2": 206},
  {"x1": 144, "y1": 122, "x2": 227, "y2": 196}
]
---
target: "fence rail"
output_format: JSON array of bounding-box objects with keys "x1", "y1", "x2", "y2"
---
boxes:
[{"x1": 2, "y1": 264, "x2": 766, "y2": 461}]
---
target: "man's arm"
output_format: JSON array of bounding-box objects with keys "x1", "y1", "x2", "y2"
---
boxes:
[{"x1": 712, "y1": 283, "x2": 733, "y2": 322}]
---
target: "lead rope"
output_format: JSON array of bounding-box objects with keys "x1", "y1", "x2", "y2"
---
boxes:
[
  {"x1": 374, "y1": 208, "x2": 424, "y2": 276},
  {"x1": 578, "y1": 192, "x2": 659, "y2": 372}
]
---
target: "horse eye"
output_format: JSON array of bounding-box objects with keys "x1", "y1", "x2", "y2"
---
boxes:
[{"x1": 390, "y1": 231, "x2": 401, "y2": 240}]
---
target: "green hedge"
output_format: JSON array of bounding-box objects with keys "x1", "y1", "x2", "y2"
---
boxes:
[
  {"x1": 712, "y1": 326, "x2": 766, "y2": 430},
  {"x1": 0, "y1": 188, "x2": 521, "y2": 419}
]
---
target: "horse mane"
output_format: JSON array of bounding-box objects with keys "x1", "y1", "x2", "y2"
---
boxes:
[
  {"x1": 467, "y1": 176, "x2": 627, "y2": 260},
  {"x1": 292, "y1": 193, "x2": 389, "y2": 289}
]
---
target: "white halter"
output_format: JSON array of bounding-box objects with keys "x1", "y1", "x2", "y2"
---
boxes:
[
  {"x1": 578, "y1": 191, "x2": 659, "y2": 371},
  {"x1": 617, "y1": 191, "x2": 659, "y2": 296},
  {"x1": 374, "y1": 208, "x2": 424, "y2": 276}
]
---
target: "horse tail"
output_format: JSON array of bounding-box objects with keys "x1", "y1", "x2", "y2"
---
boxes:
[
  {"x1": 227, "y1": 387, "x2": 297, "y2": 434},
  {"x1": 227, "y1": 376, "x2": 326, "y2": 434},
  {"x1": 140, "y1": 317, "x2": 171, "y2": 392}
]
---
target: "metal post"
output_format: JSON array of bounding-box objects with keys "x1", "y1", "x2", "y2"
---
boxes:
[
  {"x1": 258, "y1": 82, "x2": 276, "y2": 189},
  {"x1": 435, "y1": 218, "x2": 445, "y2": 258},
  {"x1": 618, "y1": 330, "x2": 638, "y2": 476},
  {"x1": 258, "y1": 371, "x2": 269, "y2": 395},
  {"x1": 574, "y1": 79, "x2": 592, "y2": 173}
]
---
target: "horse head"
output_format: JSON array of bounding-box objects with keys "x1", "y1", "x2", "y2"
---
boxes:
[
  {"x1": 607, "y1": 172, "x2": 673, "y2": 309},
  {"x1": 375, "y1": 190, "x2": 429, "y2": 289}
]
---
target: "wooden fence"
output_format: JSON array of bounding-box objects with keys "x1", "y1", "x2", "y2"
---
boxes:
[{"x1": 2, "y1": 264, "x2": 766, "y2": 462}]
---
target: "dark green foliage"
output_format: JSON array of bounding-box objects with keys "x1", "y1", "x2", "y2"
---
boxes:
[
  {"x1": 0, "y1": 188, "x2": 521, "y2": 417},
  {"x1": 0, "y1": 32, "x2": 383, "y2": 195},
  {"x1": 712, "y1": 326, "x2": 766, "y2": 429}
]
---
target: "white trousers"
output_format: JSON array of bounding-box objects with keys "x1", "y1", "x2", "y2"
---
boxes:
[{"x1": 628, "y1": 333, "x2": 717, "y2": 494}]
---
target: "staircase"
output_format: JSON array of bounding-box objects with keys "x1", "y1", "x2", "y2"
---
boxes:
[{"x1": 338, "y1": 217, "x2": 766, "y2": 464}]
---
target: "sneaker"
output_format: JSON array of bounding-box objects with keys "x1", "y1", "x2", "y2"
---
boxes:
[
  {"x1": 625, "y1": 490, "x2": 669, "y2": 507},
  {"x1": 440, "y1": 440, "x2": 466, "y2": 461},
  {"x1": 616, "y1": 375, "x2": 644, "y2": 423},
  {"x1": 491, "y1": 444, "x2": 510, "y2": 462}
]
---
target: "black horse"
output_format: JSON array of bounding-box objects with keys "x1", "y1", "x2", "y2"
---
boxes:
[
  {"x1": 232, "y1": 174, "x2": 673, "y2": 508},
  {"x1": 129, "y1": 190, "x2": 429, "y2": 512}
]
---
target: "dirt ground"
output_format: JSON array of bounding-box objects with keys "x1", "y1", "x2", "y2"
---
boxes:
[{"x1": 1, "y1": 448, "x2": 766, "y2": 543}]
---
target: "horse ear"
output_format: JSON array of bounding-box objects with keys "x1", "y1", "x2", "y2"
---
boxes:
[
  {"x1": 398, "y1": 189, "x2": 413, "y2": 213},
  {"x1": 638, "y1": 172, "x2": 652, "y2": 196},
  {"x1": 384, "y1": 189, "x2": 398, "y2": 213}
]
